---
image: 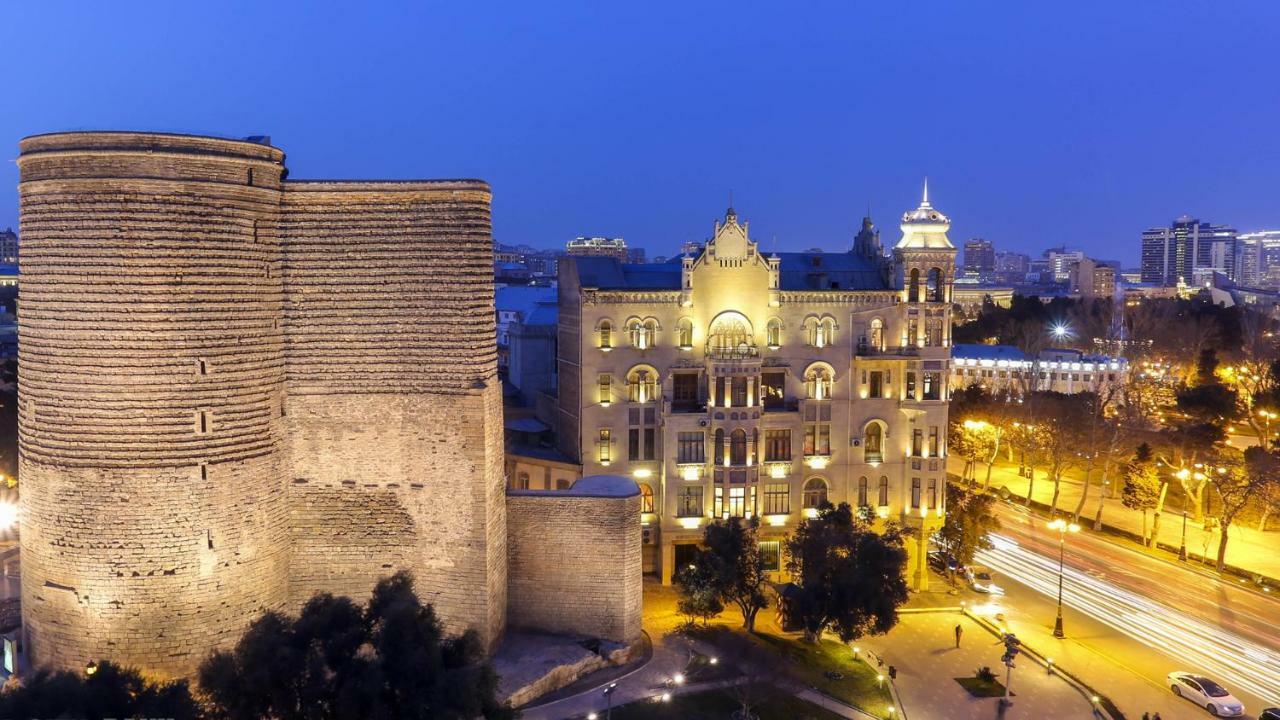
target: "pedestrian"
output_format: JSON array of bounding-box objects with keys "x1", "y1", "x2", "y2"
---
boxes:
[
  {"x1": 955, "y1": 623, "x2": 963, "y2": 648},
  {"x1": 1142, "y1": 713, "x2": 1150, "y2": 720},
  {"x1": 888, "y1": 665, "x2": 897, "y2": 680},
  {"x1": 1153, "y1": 714, "x2": 1161, "y2": 720}
]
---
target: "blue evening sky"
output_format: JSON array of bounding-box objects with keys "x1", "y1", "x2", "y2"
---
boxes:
[{"x1": 4, "y1": 1, "x2": 1278, "y2": 265}]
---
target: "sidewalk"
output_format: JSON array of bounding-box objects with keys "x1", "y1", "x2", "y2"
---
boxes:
[
  {"x1": 860, "y1": 611, "x2": 1096, "y2": 719},
  {"x1": 954, "y1": 456, "x2": 1280, "y2": 581}
]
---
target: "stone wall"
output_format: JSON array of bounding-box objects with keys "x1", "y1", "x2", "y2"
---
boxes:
[
  {"x1": 17, "y1": 132, "x2": 291, "y2": 676},
  {"x1": 17, "y1": 133, "x2": 508, "y2": 674},
  {"x1": 506, "y1": 476, "x2": 641, "y2": 644},
  {"x1": 279, "y1": 181, "x2": 506, "y2": 648}
]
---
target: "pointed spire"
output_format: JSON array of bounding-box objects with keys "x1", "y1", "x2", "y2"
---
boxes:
[{"x1": 921, "y1": 177, "x2": 930, "y2": 207}]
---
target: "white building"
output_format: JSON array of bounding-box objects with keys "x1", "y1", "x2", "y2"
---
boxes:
[
  {"x1": 951, "y1": 344, "x2": 1128, "y2": 396},
  {"x1": 555, "y1": 187, "x2": 955, "y2": 589}
]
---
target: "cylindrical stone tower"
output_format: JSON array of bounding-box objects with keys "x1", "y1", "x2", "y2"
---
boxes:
[{"x1": 17, "y1": 132, "x2": 291, "y2": 676}]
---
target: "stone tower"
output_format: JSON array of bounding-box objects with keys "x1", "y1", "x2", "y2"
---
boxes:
[{"x1": 17, "y1": 132, "x2": 507, "y2": 676}]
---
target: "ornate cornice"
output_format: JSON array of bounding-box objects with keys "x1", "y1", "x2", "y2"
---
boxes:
[
  {"x1": 778, "y1": 291, "x2": 897, "y2": 306},
  {"x1": 583, "y1": 290, "x2": 683, "y2": 305}
]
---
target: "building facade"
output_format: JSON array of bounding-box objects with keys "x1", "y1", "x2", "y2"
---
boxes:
[
  {"x1": 963, "y1": 238, "x2": 995, "y2": 274},
  {"x1": 1237, "y1": 230, "x2": 1280, "y2": 289},
  {"x1": 557, "y1": 190, "x2": 955, "y2": 590},
  {"x1": 0, "y1": 229, "x2": 16, "y2": 265},
  {"x1": 951, "y1": 344, "x2": 1128, "y2": 397},
  {"x1": 566, "y1": 236, "x2": 629, "y2": 262},
  {"x1": 1141, "y1": 216, "x2": 1238, "y2": 287},
  {"x1": 17, "y1": 131, "x2": 640, "y2": 678}
]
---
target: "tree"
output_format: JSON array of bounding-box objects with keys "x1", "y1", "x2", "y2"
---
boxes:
[
  {"x1": 697, "y1": 517, "x2": 770, "y2": 632},
  {"x1": 1120, "y1": 443, "x2": 1160, "y2": 545},
  {"x1": 199, "y1": 571, "x2": 515, "y2": 720},
  {"x1": 1162, "y1": 349, "x2": 1237, "y2": 523},
  {"x1": 1209, "y1": 448, "x2": 1279, "y2": 571},
  {"x1": 783, "y1": 503, "x2": 909, "y2": 644},
  {"x1": 935, "y1": 486, "x2": 1002, "y2": 573},
  {"x1": 674, "y1": 554, "x2": 725, "y2": 626},
  {"x1": 0, "y1": 660, "x2": 200, "y2": 720}
]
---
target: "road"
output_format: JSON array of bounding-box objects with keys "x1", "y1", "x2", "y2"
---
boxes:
[{"x1": 975, "y1": 501, "x2": 1280, "y2": 717}]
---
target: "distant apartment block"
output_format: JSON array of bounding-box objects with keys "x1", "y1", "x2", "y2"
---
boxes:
[
  {"x1": 1237, "y1": 230, "x2": 1280, "y2": 289},
  {"x1": 963, "y1": 238, "x2": 995, "y2": 273},
  {"x1": 1141, "y1": 216, "x2": 1238, "y2": 287},
  {"x1": 566, "y1": 236, "x2": 628, "y2": 262}
]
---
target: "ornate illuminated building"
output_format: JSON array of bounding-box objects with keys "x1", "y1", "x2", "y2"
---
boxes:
[{"x1": 556, "y1": 185, "x2": 956, "y2": 588}]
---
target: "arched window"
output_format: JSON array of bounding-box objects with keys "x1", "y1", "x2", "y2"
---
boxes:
[
  {"x1": 766, "y1": 318, "x2": 783, "y2": 348},
  {"x1": 817, "y1": 317, "x2": 836, "y2": 348},
  {"x1": 598, "y1": 319, "x2": 613, "y2": 349},
  {"x1": 878, "y1": 476, "x2": 889, "y2": 506},
  {"x1": 803, "y1": 477, "x2": 828, "y2": 509},
  {"x1": 908, "y1": 268, "x2": 921, "y2": 302},
  {"x1": 863, "y1": 422, "x2": 884, "y2": 463},
  {"x1": 627, "y1": 317, "x2": 657, "y2": 349},
  {"x1": 627, "y1": 366, "x2": 659, "y2": 403},
  {"x1": 857, "y1": 476, "x2": 869, "y2": 507},
  {"x1": 714, "y1": 428, "x2": 725, "y2": 465},
  {"x1": 869, "y1": 318, "x2": 884, "y2": 351},
  {"x1": 927, "y1": 267, "x2": 945, "y2": 302},
  {"x1": 707, "y1": 311, "x2": 755, "y2": 357},
  {"x1": 730, "y1": 428, "x2": 748, "y2": 465},
  {"x1": 677, "y1": 317, "x2": 694, "y2": 348},
  {"x1": 639, "y1": 483, "x2": 655, "y2": 513},
  {"x1": 804, "y1": 364, "x2": 833, "y2": 400}
]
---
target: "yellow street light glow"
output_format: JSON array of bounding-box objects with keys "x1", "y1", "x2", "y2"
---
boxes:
[
  {"x1": 682, "y1": 466, "x2": 699, "y2": 481},
  {"x1": 633, "y1": 468, "x2": 652, "y2": 479},
  {"x1": 770, "y1": 464, "x2": 787, "y2": 479},
  {"x1": 767, "y1": 515, "x2": 787, "y2": 527},
  {"x1": 806, "y1": 456, "x2": 829, "y2": 470},
  {"x1": 673, "y1": 673, "x2": 685, "y2": 685},
  {"x1": 803, "y1": 507, "x2": 819, "y2": 519},
  {"x1": 679, "y1": 517, "x2": 702, "y2": 530},
  {"x1": 660, "y1": 692, "x2": 671, "y2": 703}
]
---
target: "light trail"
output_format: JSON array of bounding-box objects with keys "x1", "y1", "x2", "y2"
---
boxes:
[{"x1": 976, "y1": 534, "x2": 1280, "y2": 706}]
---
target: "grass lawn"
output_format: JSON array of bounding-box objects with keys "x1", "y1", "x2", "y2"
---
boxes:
[
  {"x1": 714, "y1": 627, "x2": 895, "y2": 719},
  {"x1": 955, "y1": 675, "x2": 1006, "y2": 698},
  {"x1": 683, "y1": 650, "x2": 741, "y2": 683},
  {"x1": 601, "y1": 686, "x2": 847, "y2": 720}
]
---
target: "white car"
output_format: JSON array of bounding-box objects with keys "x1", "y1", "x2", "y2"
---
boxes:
[
  {"x1": 965, "y1": 567, "x2": 1004, "y2": 595},
  {"x1": 1167, "y1": 671, "x2": 1245, "y2": 716}
]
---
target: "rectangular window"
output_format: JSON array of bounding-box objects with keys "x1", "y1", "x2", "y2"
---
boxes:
[
  {"x1": 763, "y1": 483, "x2": 790, "y2": 515},
  {"x1": 929, "y1": 427, "x2": 940, "y2": 457},
  {"x1": 731, "y1": 376, "x2": 748, "y2": 407},
  {"x1": 761, "y1": 372, "x2": 786, "y2": 410},
  {"x1": 869, "y1": 371, "x2": 883, "y2": 398},
  {"x1": 765, "y1": 429, "x2": 792, "y2": 462},
  {"x1": 628, "y1": 408, "x2": 657, "y2": 461},
  {"x1": 906, "y1": 372, "x2": 917, "y2": 398},
  {"x1": 672, "y1": 373, "x2": 699, "y2": 410},
  {"x1": 911, "y1": 478, "x2": 922, "y2": 508},
  {"x1": 804, "y1": 424, "x2": 831, "y2": 456},
  {"x1": 728, "y1": 486, "x2": 747, "y2": 517},
  {"x1": 678, "y1": 431, "x2": 706, "y2": 464},
  {"x1": 197, "y1": 410, "x2": 210, "y2": 435},
  {"x1": 857, "y1": 477, "x2": 869, "y2": 507},
  {"x1": 907, "y1": 318, "x2": 918, "y2": 345},
  {"x1": 923, "y1": 372, "x2": 941, "y2": 400},
  {"x1": 598, "y1": 429, "x2": 612, "y2": 463},
  {"x1": 715, "y1": 376, "x2": 726, "y2": 407},
  {"x1": 878, "y1": 476, "x2": 889, "y2": 506},
  {"x1": 912, "y1": 429, "x2": 923, "y2": 456},
  {"x1": 677, "y1": 486, "x2": 703, "y2": 517},
  {"x1": 759, "y1": 540, "x2": 781, "y2": 572},
  {"x1": 928, "y1": 478, "x2": 938, "y2": 509},
  {"x1": 597, "y1": 374, "x2": 612, "y2": 404}
]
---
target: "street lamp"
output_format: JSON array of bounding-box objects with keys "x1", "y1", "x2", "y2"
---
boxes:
[
  {"x1": 1050, "y1": 323, "x2": 1072, "y2": 341},
  {"x1": 1047, "y1": 518, "x2": 1079, "y2": 638},
  {"x1": 1179, "y1": 509, "x2": 1189, "y2": 561},
  {"x1": 602, "y1": 682, "x2": 617, "y2": 719}
]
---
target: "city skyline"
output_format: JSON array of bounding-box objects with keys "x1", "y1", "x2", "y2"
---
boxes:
[{"x1": 3, "y1": 2, "x2": 1279, "y2": 264}]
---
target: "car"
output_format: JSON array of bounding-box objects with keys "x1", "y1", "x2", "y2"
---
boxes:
[
  {"x1": 1166, "y1": 671, "x2": 1245, "y2": 717},
  {"x1": 928, "y1": 549, "x2": 961, "y2": 574},
  {"x1": 964, "y1": 567, "x2": 1004, "y2": 595},
  {"x1": 1260, "y1": 709, "x2": 1280, "y2": 720}
]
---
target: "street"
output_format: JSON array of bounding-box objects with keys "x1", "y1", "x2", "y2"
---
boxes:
[{"x1": 976, "y1": 500, "x2": 1280, "y2": 717}]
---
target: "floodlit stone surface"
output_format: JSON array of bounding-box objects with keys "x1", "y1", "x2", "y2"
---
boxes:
[{"x1": 16, "y1": 132, "x2": 514, "y2": 676}]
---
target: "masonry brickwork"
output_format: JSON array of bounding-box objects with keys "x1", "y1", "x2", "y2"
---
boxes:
[
  {"x1": 506, "y1": 481, "x2": 642, "y2": 644},
  {"x1": 15, "y1": 132, "x2": 545, "y2": 677}
]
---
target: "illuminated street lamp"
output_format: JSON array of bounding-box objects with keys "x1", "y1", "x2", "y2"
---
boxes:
[
  {"x1": 1050, "y1": 323, "x2": 1072, "y2": 341},
  {"x1": 1048, "y1": 518, "x2": 1080, "y2": 638},
  {"x1": 602, "y1": 682, "x2": 617, "y2": 719}
]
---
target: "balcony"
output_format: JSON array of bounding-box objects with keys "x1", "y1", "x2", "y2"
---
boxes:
[
  {"x1": 856, "y1": 342, "x2": 919, "y2": 357},
  {"x1": 706, "y1": 342, "x2": 760, "y2": 360}
]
